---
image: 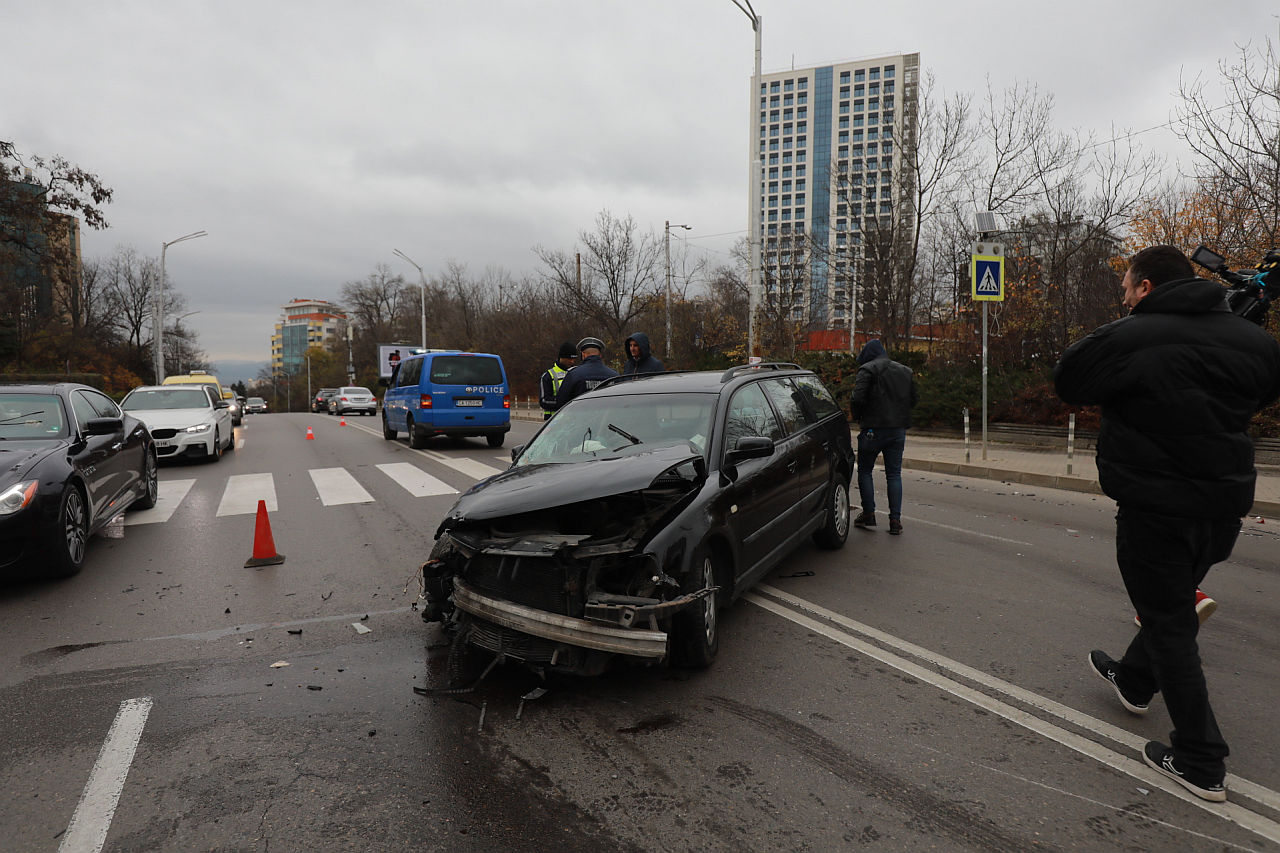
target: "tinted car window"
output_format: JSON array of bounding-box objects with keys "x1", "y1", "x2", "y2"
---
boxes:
[
  {"x1": 0, "y1": 393, "x2": 67, "y2": 438},
  {"x1": 85, "y1": 389, "x2": 121, "y2": 418},
  {"x1": 70, "y1": 390, "x2": 101, "y2": 428},
  {"x1": 760, "y1": 378, "x2": 806, "y2": 435},
  {"x1": 397, "y1": 357, "x2": 421, "y2": 388},
  {"x1": 792, "y1": 374, "x2": 842, "y2": 420},
  {"x1": 723, "y1": 383, "x2": 782, "y2": 448},
  {"x1": 430, "y1": 356, "x2": 503, "y2": 385},
  {"x1": 124, "y1": 389, "x2": 211, "y2": 410}
]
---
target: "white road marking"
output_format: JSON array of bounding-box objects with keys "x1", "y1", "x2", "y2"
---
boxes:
[
  {"x1": 235, "y1": 438, "x2": 245, "y2": 450},
  {"x1": 216, "y1": 473, "x2": 277, "y2": 516},
  {"x1": 748, "y1": 587, "x2": 1280, "y2": 844},
  {"x1": 309, "y1": 467, "x2": 374, "y2": 506},
  {"x1": 422, "y1": 450, "x2": 503, "y2": 480},
  {"x1": 124, "y1": 479, "x2": 195, "y2": 525},
  {"x1": 58, "y1": 697, "x2": 153, "y2": 853},
  {"x1": 376, "y1": 463, "x2": 457, "y2": 497}
]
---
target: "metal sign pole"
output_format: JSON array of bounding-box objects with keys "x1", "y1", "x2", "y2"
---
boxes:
[{"x1": 982, "y1": 301, "x2": 988, "y2": 460}]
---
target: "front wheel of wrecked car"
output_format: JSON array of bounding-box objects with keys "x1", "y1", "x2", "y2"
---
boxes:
[
  {"x1": 420, "y1": 537, "x2": 459, "y2": 624},
  {"x1": 672, "y1": 546, "x2": 722, "y2": 668}
]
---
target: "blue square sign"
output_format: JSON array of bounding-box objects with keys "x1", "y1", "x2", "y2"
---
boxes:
[{"x1": 971, "y1": 255, "x2": 1004, "y2": 301}]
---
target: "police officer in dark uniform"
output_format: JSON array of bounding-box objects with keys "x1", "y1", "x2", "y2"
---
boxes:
[{"x1": 552, "y1": 337, "x2": 618, "y2": 410}]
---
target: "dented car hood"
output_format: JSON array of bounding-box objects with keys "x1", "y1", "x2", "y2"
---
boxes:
[{"x1": 445, "y1": 443, "x2": 704, "y2": 522}]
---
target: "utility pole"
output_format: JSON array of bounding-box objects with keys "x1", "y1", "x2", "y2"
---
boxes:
[{"x1": 664, "y1": 220, "x2": 692, "y2": 360}]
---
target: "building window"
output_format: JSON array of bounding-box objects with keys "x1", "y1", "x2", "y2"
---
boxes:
[
  {"x1": 883, "y1": 111, "x2": 894, "y2": 124},
  {"x1": 798, "y1": 106, "x2": 807, "y2": 118},
  {"x1": 797, "y1": 151, "x2": 806, "y2": 162},
  {"x1": 768, "y1": 196, "x2": 778, "y2": 207},
  {"x1": 880, "y1": 201, "x2": 892, "y2": 213},
  {"x1": 868, "y1": 113, "x2": 879, "y2": 124},
  {"x1": 840, "y1": 70, "x2": 850, "y2": 83},
  {"x1": 839, "y1": 117, "x2": 849, "y2": 129},
  {"x1": 838, "y1": 145, "x2": 848, "y2": 156},
  {"x1": 854, "y1": 69, "x2": 865, "y2": 82},
  {"x1": 840, "y1": 86, "x2": 850, "y2": 97},
  {"x1": 885, "y1": 81, "x2": 895, "y2": 93},
  {"x1": 884, "y1": 65, "x2": 895, "y2": 78},
  {"x1": 782, "y1": 138, "x2": 792, "y2": 150},
  {"x1": 784, "y1": 93, "x2": 793, "y2": 105},
  {"x1": 796, "y1": 165, "x2": 805, "y2": 176},
  {"x1": 839, "y1": 102, "x2": 849, "y2": 115},
  {"x1": 782, "y1": 152, "x2": 793, "y2": 164},
  {"x1": 883, "y1": 141, "x2": 893, "y2": 153},
  {"x1": 796, "y1": 135, "x2": 806, "y2": 147},
  {"x1": 854, "y1": 100, "x2": 864, "y2": 112},
  {"x1": 784, "y1": 79, "x2": 794, "y2": 92},
  {"x1": 771, "y1": 81, "x2": 780, "y2": 92},
  {"x1": 770, "y1": 125, "x2": 779, "y2": 137},
  {"x1": 781, "y1": 209, "x2": 791, "y2": 221},
  {"x1": 853, "y1": 117, "x2": 864, "y2": 127},
  {"x1": 769, "y1": 140, "x2": 779, "y2": 150},
  {"x1": 868, "y1": 142, "x2": 878, "y2": 154},
  {"x1": 869, "y1": 68, "x2": 880, "y2": 80},
  {"x1": 798, "y1": 77, "x2": 807, "y2": 90}
]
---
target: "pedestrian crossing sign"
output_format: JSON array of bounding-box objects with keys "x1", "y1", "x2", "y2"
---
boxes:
[{"x1": 970, "y1": 255, "x2": 1005, "y2": 302}]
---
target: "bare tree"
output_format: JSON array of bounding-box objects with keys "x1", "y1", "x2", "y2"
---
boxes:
[
  {"x1": 534, "y1": 210, "x2": 663, "y2": 346},
  {"x1": 1176, "y1": 38, "x2": 1280, "y2": 252}
]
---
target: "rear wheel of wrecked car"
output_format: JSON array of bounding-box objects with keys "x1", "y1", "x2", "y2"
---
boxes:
[
  {"x1": 408, "y1": 415, "x2": 429, "y2": 449},
  {"x1": 673, "y1": 546, "x2": 721, "y2": 668},
  {"x1": 382, "y1": 413, "x2": 397, "y2": 440},
  {"x1": 812, "y1": 477, "x2": 850, "y2": 550}
]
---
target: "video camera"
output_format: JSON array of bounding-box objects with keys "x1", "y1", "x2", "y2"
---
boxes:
[{"x1": 1191, "y1": 245, "x2": 1280, "y2": 325}]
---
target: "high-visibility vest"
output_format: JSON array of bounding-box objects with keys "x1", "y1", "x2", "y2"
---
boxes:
[{"x1": 542, "y1": 363, "x2": 569, "y2": 415}]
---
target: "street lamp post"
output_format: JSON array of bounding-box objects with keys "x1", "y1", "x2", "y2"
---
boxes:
[
  {"x1": 154, "y1": 230, "x2": 207, "y2": 383},
  {"x1": 730, "y1": 0, "x2": 762, "y2": 359},
  {"x1": 664, "y1": 220, "x2": 691, "y2": 360},
  {"x1": 392, "y1": 249, "x2": 427, "y2": 349}
]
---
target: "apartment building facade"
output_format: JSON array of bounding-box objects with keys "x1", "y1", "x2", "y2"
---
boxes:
[
  {"x1": 754, "y1": 52, "x2": 919, "y2": 331},
  {"x1": 270, "y1": 298, "x2": 348, "y2": 374}
]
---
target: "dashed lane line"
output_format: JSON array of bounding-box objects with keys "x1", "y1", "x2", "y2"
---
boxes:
[{"x1": 58, "y1": 697, "x2": 153, "y2": 853}]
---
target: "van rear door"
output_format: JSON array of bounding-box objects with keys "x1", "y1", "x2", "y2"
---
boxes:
[{"x1": 427, "y1": 355, "x2": 509, "y2": 429}]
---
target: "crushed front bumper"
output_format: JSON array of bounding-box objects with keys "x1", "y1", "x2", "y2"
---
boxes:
[{"x1": 452, "y1": 579, "x2": 669, "y2": 659}]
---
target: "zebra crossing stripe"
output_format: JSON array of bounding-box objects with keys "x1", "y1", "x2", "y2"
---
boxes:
[
  {"x1": 217, "y1": 473, "x2": 277, "y2": 517},
  {"x1": 309, "y1": 467, "x2": 374, "y2": 506},
  {"x1": 422, "y1": 450, "x2": 504, "y2": 480},
  {"x1": 376, "y1": 463, "x2": 457, "y2": 497},
  {"x1": 125, "y1": 479, "x2": 195, "y2": 525}
]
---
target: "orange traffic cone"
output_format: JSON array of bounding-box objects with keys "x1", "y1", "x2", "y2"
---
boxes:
[
  {"x1": 305, "y1": 426, "x2": 315, "y2": 440},
  {"x1": 339, "y1": 416, "x2": 347, "y2": 426},
  {"x1": 245, "y1": 500, "x2": 285, "y2": 567}
]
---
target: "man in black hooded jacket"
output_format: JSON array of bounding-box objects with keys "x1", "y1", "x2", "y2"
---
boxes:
[
  {"x1": 849, "y1": 339, "x2": 917, "y2": 534},
  {"x1": 622, "y1": 332, "x2": 665, "y2": 375},
  {"x1": 1055, "y1": 244, "x2": 1280, "y2": 802}
]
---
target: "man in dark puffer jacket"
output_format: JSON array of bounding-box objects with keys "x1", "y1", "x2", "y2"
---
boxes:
[
  {"x1": 849, "y1": 339, "x2": 917, "y2": 534},
  {"x1": 1055, "y1": 244, "x2": 1280, "y2": 802}
]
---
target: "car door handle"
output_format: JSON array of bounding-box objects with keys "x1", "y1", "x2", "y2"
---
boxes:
[
  {"x1": 787, "y1": 461, "x2": 797, "y2": 473},
  {"x1": 111, "y1": 443, "x2": 123, "y2": 451}
]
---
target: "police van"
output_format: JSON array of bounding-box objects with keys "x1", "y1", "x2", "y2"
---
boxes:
[{"x1": 381, "y1": 350, "x2": 511, "y2": 448}]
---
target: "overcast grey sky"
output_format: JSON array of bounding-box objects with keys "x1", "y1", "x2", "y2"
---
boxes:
[{"x1": 7, "y1": 0, "x2": 1277, "y2": 380}]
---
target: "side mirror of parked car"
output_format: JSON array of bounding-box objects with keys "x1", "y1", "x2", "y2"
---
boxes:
[
  {"x1": 726, "y1": 435, "x2": 774, "y2": 464},
  {"x1": 85, "y1": 417, "x2": 124, "y2": 436},
  {"x1": 215, "y1": 400, "x2": 230, "y2": 409}
]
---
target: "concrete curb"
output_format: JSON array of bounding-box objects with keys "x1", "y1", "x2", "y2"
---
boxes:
[{"x1": 904, "y1": 457, "x2": 1280, "y2": 520}]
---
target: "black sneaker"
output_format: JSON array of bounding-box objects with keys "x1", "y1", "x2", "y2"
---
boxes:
[
  {"x1": 1088, "y1": 650, "x2": 1150, "y2": 715},
  {"x1": 853, "y1": 511, "x2": 877, "y2": 528},
  {"x1": 888, "y1": 519, "x2": 903, "y2": 535},
  {"x1": 1142, "y1": 741, "x2": 1226, "y2": 802}
]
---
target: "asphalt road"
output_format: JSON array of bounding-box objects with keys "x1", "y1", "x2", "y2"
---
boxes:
[{"x1": 1, "y1": 413, "x2": 1277, "y2": 852}]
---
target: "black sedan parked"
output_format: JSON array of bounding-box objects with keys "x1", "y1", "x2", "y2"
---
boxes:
[
  {"x1": 422, "y1": 363, "x2": 854, "y2": 676},
  {"x1": 0, "y1": 383, "x2": 158, "y2": 579}
]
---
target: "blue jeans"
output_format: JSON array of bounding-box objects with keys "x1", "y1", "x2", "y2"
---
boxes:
[{"x1": 857, "y1": 427, "x2": 906, "y2": 520}]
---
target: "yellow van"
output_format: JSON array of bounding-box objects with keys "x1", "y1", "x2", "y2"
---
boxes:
[{"x1": 162, "y1": 370, "x2": 225, "y2": 400}]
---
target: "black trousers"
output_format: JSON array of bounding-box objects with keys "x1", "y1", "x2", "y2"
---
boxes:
[{"x1": 1113, "y1": 506, "x2": 1239, "y2": 779}]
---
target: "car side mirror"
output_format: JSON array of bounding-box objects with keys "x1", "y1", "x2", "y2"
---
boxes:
[
  {"x1": 215, "y1": 400, "x2": 230, "y2": 409},
  {"x1": 85, "y1": 417, "x2": 123, "y2": 436},
  {"x1": 510, "y1": 444, "x2": 524, "y2": 463},
  {"x1": 725, "y1": 435, "x2": 774, "y2": 465}
]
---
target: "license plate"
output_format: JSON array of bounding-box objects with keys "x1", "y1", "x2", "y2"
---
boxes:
[
  {"x1": 455, "y1": 399, "x2": 483, "y2": 407},
  {"x1": 155, "y1": 439, "x2": 174, "y2": 448}
]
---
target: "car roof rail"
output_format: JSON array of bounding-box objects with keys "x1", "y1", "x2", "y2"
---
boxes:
[{"x1": 719, "y1": 363, "x2": 802, "y2": 382}]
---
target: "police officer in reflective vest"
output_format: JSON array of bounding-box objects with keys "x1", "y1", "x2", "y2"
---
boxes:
[{"x1": 539, "y1": 342, "x2": 578, "y2": 419}]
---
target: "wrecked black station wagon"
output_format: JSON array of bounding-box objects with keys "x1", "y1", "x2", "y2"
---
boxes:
[{"x1": 422, "y1": 364, "x2": 854, "y2": 676}]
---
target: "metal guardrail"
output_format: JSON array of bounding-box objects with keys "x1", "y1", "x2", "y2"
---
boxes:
[{"x1": 926, "y1": 423, "x2": 1280, "y2": 465}]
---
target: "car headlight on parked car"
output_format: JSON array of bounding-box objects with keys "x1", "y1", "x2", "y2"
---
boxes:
[
  {"x1": 184, "y1": 423, "x2": 214, "y2": 434},
  {"x1": 0, "y1": 480, "x2": 38, "y2": 515}
]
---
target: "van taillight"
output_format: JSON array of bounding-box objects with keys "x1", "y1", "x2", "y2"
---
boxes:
[
  {"x1": 420, "y1": 394, "x2": 432, "y2": 409},
  {"x1": 503, "y1": 395, "x2": 510, "y2": 409}
]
